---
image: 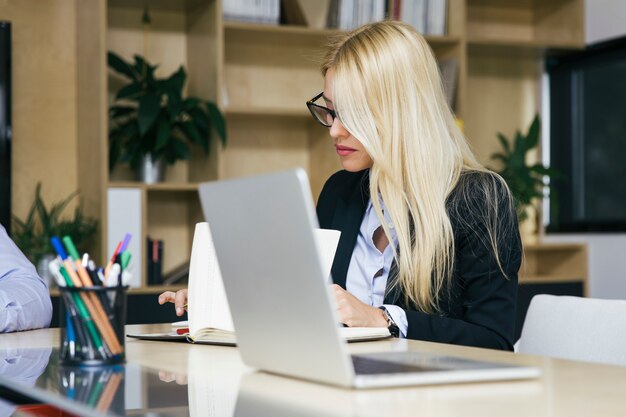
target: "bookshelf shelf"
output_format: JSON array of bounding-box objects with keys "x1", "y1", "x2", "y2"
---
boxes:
[
  {"x1": 225, "y1": 106, "x2": 309, "y2": 118},
  {"x1": 519, "y1": 274, "x2": 586, "y2": 285},
  {"x1": 108, "y1": 182, "x2": 201, "y2": 192},
  {"x1": 107, "y1": 0, "x2": 206, "y2": 12},
  {"x1": 467, "y1": 37, "x2": 584, "y2": 49},
  {"x1": 224, "y1": 21, "x2": 341, "y2": 38}
]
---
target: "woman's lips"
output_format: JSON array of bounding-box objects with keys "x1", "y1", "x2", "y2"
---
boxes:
[{"x1": 335, "y1": 145, "x2": 356, "y2": 156}]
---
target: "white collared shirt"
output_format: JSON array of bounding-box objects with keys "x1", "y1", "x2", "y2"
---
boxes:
[
  {"x1": 345, "y1": 199, "x2": 408, "y2": 337},
  {"x1": 0, "y1": 225, "x2": 52, "y2": 332}
]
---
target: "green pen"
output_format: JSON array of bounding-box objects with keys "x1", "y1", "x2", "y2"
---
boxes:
[
  {"x1": 62, "y1": 236, "x2": 82, "y2": 262},
  {"x1": 120, "y1": 250, "x2": 132, "y2": 270}
]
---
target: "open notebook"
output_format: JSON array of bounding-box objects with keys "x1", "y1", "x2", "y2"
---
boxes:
[{"x1": 128, "y1": 222, "x2": 391, "y2": 345}]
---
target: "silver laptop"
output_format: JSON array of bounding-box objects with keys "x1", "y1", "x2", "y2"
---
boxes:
[{"x1": 198, "y1": 169, "x2": 540, "y2": 389}]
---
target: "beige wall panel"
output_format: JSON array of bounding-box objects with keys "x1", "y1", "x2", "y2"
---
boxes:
[
  {"x1": 7, "y1": 0, "x2": 79, "y2": 219},
  {"x1": 465, "y1": 52, "x2": 540, "y2": 166},
  {"x1": 220, "y1": 116, "x2": 309, "y2": 180}
]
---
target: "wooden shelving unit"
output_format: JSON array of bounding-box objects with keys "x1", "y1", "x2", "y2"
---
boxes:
[
  {"x1": 92, "y1": 0, "x2": 588, "y2": 294},
  {"x1": 520, "y1": 243, "x2": 588, "y2": 294}
]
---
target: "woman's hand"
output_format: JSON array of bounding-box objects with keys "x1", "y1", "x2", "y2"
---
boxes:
[
  {"x1": 332, "y1": 284, "x2": 388, "y2": 328},
  {"x1": 158, "y1": 289, "x2": 188, "y2": 316}
]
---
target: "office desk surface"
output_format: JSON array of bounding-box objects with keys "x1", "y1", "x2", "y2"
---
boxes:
[{"x1": 0, "y1": 324, "x2": 625, "y2": 416}]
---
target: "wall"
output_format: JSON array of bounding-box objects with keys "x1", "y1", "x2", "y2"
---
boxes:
[
  {"x1": 585, "y1": 0, "x2": 626, "y2": 45},
  {"x1": 3, "y1": 0, "x2": 79, "y2": 220}
]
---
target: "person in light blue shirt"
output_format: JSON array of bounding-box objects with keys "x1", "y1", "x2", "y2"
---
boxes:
[{"x1": 0, "y1": 224, "x2": 52, "y2": 332}]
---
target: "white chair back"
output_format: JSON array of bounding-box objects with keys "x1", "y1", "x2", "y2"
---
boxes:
[{"x1": 516, "y1": 294, "x2": 626, "y2": 366}]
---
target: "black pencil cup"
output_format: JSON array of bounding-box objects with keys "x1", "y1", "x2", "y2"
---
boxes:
[{"x1": 59, "y1": 286, "x2": 128, "y2": 366}]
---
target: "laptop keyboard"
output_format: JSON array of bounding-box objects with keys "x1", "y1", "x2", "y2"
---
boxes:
[{"x1": 351, "y1": 355, "x2": 444, "y2": 375}]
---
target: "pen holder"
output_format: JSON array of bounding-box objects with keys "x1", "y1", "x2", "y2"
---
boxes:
[{"x1": 59, "y1": 286, "x2": 128, "y2": 366}]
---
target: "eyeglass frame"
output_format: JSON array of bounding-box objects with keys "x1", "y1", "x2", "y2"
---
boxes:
[{"x1": 306, "y1": 92, "x2": 338, "y2": 128}]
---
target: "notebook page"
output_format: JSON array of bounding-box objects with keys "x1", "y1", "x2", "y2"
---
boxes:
[{"x1": 187, "y1": 222, "x2": 234, "y2": 336}]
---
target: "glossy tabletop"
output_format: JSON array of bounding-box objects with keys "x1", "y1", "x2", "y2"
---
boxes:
[{"x1": 0, "y1": 324, "x2": 625, "y2": 416}]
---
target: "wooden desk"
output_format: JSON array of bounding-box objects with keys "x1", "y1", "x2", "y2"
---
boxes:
[{"x1": 1, "y1": 324, "x2": 625, "y2": 416}]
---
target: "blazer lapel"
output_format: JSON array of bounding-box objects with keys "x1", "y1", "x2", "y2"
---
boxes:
[{"x1": 330, "y1": 173, "x2": 369, "y2": 289}]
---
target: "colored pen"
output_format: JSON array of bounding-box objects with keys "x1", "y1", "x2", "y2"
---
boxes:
[
  {"x1": 104, "y1": 240, "x2": 123, "y2": 278},
  {"x1": 119, "y1": 233, "x2": 132, "y2": 253},
  {"x1": 66, "y1": 313, "x2": 76, "y2": 359}
]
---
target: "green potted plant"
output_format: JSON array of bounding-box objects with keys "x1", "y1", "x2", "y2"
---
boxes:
[
  {"x1": 107, "y1": 52, "x2": 227, "y2": 182},
  {"x1": 490, "y1": 114, "x2": 562, "y2": 224},
  {"x1": 12, "y1": 183, "x2": 98, "y2": 285}
]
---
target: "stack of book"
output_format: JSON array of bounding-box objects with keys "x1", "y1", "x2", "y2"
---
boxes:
[
  {"x1": 389, "y1": 0, "x2": 448, "y2": 36},
  {"x1": 223, "y1": 0, "x2": 280, "y2": 25},
  {"x1": 327, "y1": 0, "x2": 386, "y2": 31}
]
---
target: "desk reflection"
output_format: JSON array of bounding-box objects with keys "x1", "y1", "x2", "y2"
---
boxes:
[
  {"x1": 0, "y1": 348, "x2": 125, "y2": 417},
  {"x1": 232, "y1": 371, "x2": 548, "y2": 417},
  {"x1": 0, "y1": 342, "x2": 553, "y2": 417},
  {"x1": 0, "y1": 348, "x2": 50, "y2": 417},
  {"x1": 58, "y1": 366, "x2": 124, "y2": 414}
]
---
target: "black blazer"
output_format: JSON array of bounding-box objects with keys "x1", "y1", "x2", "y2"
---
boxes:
[{"x1": 316, "y1": 169, "x2": 522, "y2": 351}]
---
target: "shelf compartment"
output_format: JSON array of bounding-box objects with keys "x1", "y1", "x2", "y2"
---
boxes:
[
  {"x1": 467, "y1": 0, "x2": 584, "y2": 49},
  {"x1": 146, "y1": 191, "x2": 204, "y2": 285},
  {"x1": 520, "y1": 243, "x2": 588, "y2": 294}
]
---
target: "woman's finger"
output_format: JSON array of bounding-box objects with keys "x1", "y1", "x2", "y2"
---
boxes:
[
  {"x1": 158, "y1": 291, "x2": 176, "y2": 305},
  {"x1": 174, "y1": 289, "x2": 188, "y2": 316}
]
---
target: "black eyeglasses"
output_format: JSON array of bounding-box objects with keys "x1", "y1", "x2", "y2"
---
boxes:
[{"x1": 306, "y1": 92, "x2": 337, "y2": 127}]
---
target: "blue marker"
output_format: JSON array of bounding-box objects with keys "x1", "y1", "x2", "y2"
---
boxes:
[{"x1": 51, "y1": 236, "x2": 69, "y2": 260}]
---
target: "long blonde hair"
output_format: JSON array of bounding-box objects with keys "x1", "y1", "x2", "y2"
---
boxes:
[{"x1": 322, "y1": 21, "x2": 512, "y2": 313}]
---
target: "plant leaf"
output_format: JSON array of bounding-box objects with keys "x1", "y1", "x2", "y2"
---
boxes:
[
  {"x1": 496, "y1": 133, "x2": 511, "y2": 155},
  {"x1": 525, "y1": 114, "x2": 540, "y2": 150},
  {"x1": 107, "y1": 51, "x2": 138, "y2": 81},
  {"x1": 205, "y1": 101, "x2": 227, "y2": 146},
  {"x1": 172, "y1": 139, "x2": 190, "y2": 160},
  {"x1": 109, "y1": 105, "x2": 136, "y2": 119},
  {"x1": 115, "y1": 83, "x2": 143, "y2": 101},
  {"x1": 138, "y1": 93, "x2": 161, "y2": 136},
  {"x1": 155, "y1": 117, "x2": 172, "y2": 151},
  {"x1": 180, "y1": 121, "x2": 206, "y2": 151},
  {"x1": 164, "y1": 66, "x2": 186, "y2": 95}
]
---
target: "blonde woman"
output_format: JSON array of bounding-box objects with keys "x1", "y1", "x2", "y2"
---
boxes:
[
  {"x1": 308, "y1": 21, "x2": 521, "y2": 350},
  {"x1": 161, "y1": 21, "x2": 521, "y2": 350}
]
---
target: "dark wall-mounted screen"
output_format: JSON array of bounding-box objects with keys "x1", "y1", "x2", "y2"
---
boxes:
[
  {"x1": 0, "y1": 22, "x2": 10, "y2": 234},
  {"x1": 547, "y1": 37, "x2": 626, "y2": 233}
]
